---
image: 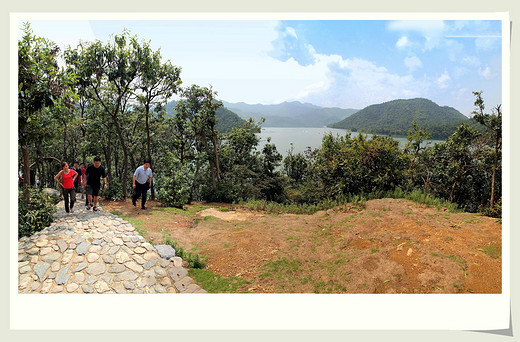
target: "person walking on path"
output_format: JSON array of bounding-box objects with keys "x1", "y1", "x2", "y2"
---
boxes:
[
  {"x1": 132, "y1": 159, "x2": 153, "y2": 210},
  {"x1": 79, "y1": 162, "x2": 87, "y2": 200},
  {"x1": 72, "y1": 161, "x2": 82, "y2": 194},
  {"x1": 54, "y1": 162, "x2": 78, "y2": 214},
  {"x1": 85, "y1": 156, "x2": 107, "y2": 212}
]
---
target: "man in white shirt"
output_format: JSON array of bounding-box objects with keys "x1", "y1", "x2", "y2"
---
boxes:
[{"x1": 132, "y1": 159, "x2": 153, "y2": 210}]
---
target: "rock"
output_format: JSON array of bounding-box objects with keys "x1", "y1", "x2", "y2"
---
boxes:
[
  {"x1": 407, "y1": 248, "x2": 413, "y2": 256},
  {"x1": 172, "y1": 257, "x2": 183, "y2": 267},
  {"x1": 112, "y1": 237, "x2": 124, "y2": 246},
  {"x1": 108, "y1": 264, "x2": 126, "y2": 273},
  {"x1": 134, "y1": 247, "x2": 146, "y2": 254},
  {"x1": 33, "y1": 263, "x2": 51, "y2": 281},
  {"x1": 55, "y1": 265, "x2": 72, "y2": 285},
  {"x1": 87, "y1": 253, "x2": 100, "y2": 263},
  {"x1": 143, "y1": 260, "x2": 157, "y2": 270},
  {"x1": 81, "y1": 285, "x2": 94, "y2": 294},
  {"x1": 73, "y1": 263, "x2": 87, "y2": 272},
  {"x1": 76, "y1": 242, "x2": 91, "y2": 255},
  {"x1": 66, "y1": 283, "x2": 79, "y2": 292},
  {"x1": 85, "y1": 263, "x2": 106, "y2": 276},
  {"x1": 168, "y1": 267, "x2": 188, "y2": 282},
  {"x1": 41, "y1": 252, "x2": 61, "y2": 263},
  {"x1": 57, "y1": 240, "x2": 68, "y2": 253},
  {"x1": 125, "y1": 261, "x2": 143, "y2": 273},
  {"x1": 102, "y1": 255, "x2": 115, "y2": 264},
  {"x1": 174, "y1": 276, "x2": 193, "y2": 292}
]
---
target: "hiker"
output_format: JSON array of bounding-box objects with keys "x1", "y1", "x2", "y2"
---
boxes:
[
  {"x1": 132, "y1": 158, "x2": 153, "y2": 210},
  {"x1": 85, "y1": 156, "x2": 107, "y2": 212},
  {"x1": 54, "y1": 162, "x2": 78, "y2": 214},
  {"x1": 72, "y1": 161, "x2": 82, "y2": 194},
  {"x1": 79, "y1": 162, "x2": 86, "y2": 200}
]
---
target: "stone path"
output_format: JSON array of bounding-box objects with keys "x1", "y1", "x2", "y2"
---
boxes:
[{"x1": 18, "y1": 195, "x2": 207, "y2": 294}]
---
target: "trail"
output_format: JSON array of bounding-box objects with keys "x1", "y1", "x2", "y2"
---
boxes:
[{"x1": 18, "y1": 194, "x2": 206, "y2": 294}]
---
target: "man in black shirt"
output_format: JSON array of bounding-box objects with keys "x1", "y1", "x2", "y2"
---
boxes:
[{"x1": 85, "y1": 156, "x2": 108, "y2": 212}]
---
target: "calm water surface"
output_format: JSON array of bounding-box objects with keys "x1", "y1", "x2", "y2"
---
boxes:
[{"x1": 257, "y1": 127, "x2": 443, "y2": 157}]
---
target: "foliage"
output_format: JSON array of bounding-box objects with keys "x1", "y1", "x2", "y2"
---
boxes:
[
  {"x1": 312, "y1": 133, "x2": 407, "y2": 199},
  {"x1": 103, "y1": 178, "x2": 125, "y2": 201},
  {"x1": 162, "y1": 235, "x2": 206, "y2": 269},
  {"x1": 155, "y1": 153, "x2": 194, "y2": 207},
  {"x1": 18, "y1": 186, "x2": 58, "y2": 238}
]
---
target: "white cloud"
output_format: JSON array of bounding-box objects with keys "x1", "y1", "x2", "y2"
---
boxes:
[
  {"x1": 475, "y1": 37, "x2": 500, "y2": 51},
  {"x1": 437, "y1": 71, "x2": 451, "y2": 88},
  {"x1": 292, "y1": 55, "x2": 430, "y2": 109},
  {"x1": 478, "y1": 66, "x2": 493, "y2": 79},
  {"x1": 461, "y1": 56, "x2": 481, "y2": 67},
  {"x1": 388, "y1": 20, "x2": 445, "y2": 51},
  {"x1": 285, "y1": 26, "x2": 298, "y2": 39},
  {"x1": 404, "y1": 55, "x2": 422, "y2": 72},
  {"x1": 396, "y1": 36, "x2": 410, "y2": 48}
]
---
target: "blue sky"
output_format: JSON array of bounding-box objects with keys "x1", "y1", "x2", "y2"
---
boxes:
[{"x1": 20, "y1": 16, "x2": 503, "y2": 116}]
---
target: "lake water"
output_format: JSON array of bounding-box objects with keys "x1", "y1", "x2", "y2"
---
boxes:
[{"x1": 257, "y1": 127, "x2": 443, "y2": 157}]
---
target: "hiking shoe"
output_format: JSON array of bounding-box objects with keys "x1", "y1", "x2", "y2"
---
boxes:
[
  {"x1": 70, "y1": 209, "x2": 74, "y2": 213},
  {"x1": 132, "y1": 198, "x2": 136, "y2": 206},
  {"x1": 141, "y1": 206, "x2": 147, "y2": 210},
  {"x1": 86, "y1": 205, "x2": 91, "y2": 210},
  {"x1": 93, "y1": 206, "x2": 99, "y2": 212}
]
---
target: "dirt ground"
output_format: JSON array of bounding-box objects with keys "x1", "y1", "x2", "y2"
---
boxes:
[{"x1": 101, "y1": 198, "x2": 502, "y2": 294}]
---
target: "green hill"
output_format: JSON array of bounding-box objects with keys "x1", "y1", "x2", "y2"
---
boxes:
[
  {"x1": 328, "y1": 98, "x2": 469, "y2": 139},
  {"x1": 222, "y1": 101, "x2": 358, "y2": 127},
  {"x1": 164, "y1": 100, "x2": 246, "y2": 133}
]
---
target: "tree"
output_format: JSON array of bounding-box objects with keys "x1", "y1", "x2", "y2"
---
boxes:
[
  {"x1": 405, "y1": 121, "x2": 432, "y2": 187},
  {"x1": 65, "y1": 30, "x2": 145, "y2": 198},
  {"x1": 175, "y1": 85, "x2": 223, "y2": 190},
  {"x1": 471, "y1": 91, "x2": 502, "y2": 208},
  {"x1": 18, "y1": 23, "x2": 72, "y2": 194},
  {"x1": 135, "y1": 44, "x2": 182, "y2": 162}
]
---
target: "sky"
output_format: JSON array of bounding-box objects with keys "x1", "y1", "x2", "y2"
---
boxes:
[{"x1": 19, "y1": 16, "x2": 503, "y2": 116}]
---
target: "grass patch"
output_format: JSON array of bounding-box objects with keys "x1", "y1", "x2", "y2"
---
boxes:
[
  {"x1": 479, "y1": 244, "x2": 501, "y2": 259},
  {"x1": 188, "y1": 268, "x2": 249, "y2": 293},
  {"x1": 162, "y1": 234, "x2": 206, "y2": 269},
  {"x1": 260, "y1": 257, "x2": 302, "y2": 281}
]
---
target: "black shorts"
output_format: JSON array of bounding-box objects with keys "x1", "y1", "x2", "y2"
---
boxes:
[{"x1": 86, "y1": 185, "x2": 100, "y2": 196}]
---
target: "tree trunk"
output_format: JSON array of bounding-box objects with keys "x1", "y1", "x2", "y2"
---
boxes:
[
  {"x1": 202, "y1": 135, "x2": 216, "y2": 188},
  {"x1": 111, "y1": 115, "x2": 129, "y2": 199},
  {"x1": 212, "y1": 126, "x2": 221, "y2": 181}
]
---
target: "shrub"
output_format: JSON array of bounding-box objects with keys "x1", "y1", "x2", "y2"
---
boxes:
[
  {"x1": 18, "y1": 186, "x2": 59, "y2": 238},
  {"x1": 103, "y1": 178, "x2": 125, "y2": 201},
  {"x1": 155, "y1": 154, "x2": 194, "y2": 207}
]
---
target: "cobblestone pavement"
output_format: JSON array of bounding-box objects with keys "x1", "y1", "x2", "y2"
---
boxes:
[{"x1": 18, "y1": 195, "x2": 206, "y2": 294}]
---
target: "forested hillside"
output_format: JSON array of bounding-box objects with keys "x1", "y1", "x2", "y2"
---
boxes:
[
  {"x1": 223, "y1": 100, "x2": 358, "y2": 127},
  {"x1": 329, "y1": 98, "x2": 469, "y2": 139},
  {"x1": 165, "y1": 100, "x2": 245, "y2": 133}
]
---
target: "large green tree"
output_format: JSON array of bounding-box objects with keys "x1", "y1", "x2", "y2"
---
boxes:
[
  {"x1": 471, "y1": 91, "x2": 502, "y2": 208},
  {"x1": 18, "y1": 23, "x2": 72, "y2": 192},
  {"x1": 65, "y1": 30, "x2": 147, "y2": 198}
]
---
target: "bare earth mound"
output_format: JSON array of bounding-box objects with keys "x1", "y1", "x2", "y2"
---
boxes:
[{"x1": 101, "y1": 198, "x2": 501, "y2": 294}]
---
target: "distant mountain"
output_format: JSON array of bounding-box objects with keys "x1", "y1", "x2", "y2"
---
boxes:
[
  {"x1": 222, "y1": 101, "x2": 358, "y2": 127},
  {"x1": 164, "y1": 100, "x2": 246, "y2": 133},
  {"x1": 328, "y1": 98, "x2": 469, "y2": 139}
]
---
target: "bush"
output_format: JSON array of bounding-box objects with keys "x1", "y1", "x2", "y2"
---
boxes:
[
  {"x1": 479, "y1": 199, "x2": 502, "y2": 218},
  {"x1": 103, "y1": 178, "x2": 125, "y2": 201},
  {"x1": 18, "y1": 186, "x2": 59, "y2": 238},
  {"x1": 155, "y1": 154, "x2": 194, "y2": 207}
]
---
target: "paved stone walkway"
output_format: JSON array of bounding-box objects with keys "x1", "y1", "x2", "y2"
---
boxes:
[{"x1": 18, "y1": 195, "x2": 206, "y2": 294}]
